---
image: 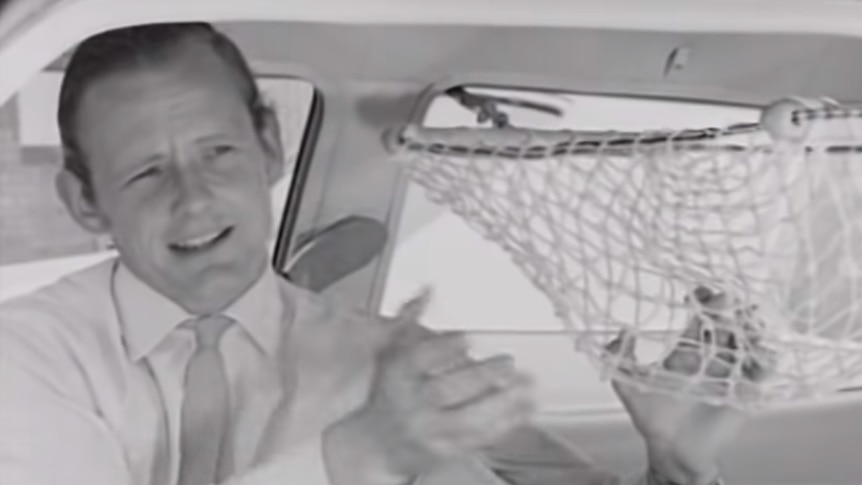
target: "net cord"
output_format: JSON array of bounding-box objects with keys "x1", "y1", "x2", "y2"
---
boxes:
[{"x1": 387, "y1": 104, "x2": 862, "y2": 158}]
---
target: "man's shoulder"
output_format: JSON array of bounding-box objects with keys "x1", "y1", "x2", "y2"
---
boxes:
[
  {"x1": 0, "y1": 259, "x2": 125, "y2": 413},
  {"x1": 0, "y1": 258, "x2": 120, "y2": 362},
  {"x1": 2, "y1": 258, "x2": 116, "y2": 318}
]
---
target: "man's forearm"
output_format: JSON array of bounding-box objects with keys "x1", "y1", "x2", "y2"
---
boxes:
[
  {"x1": 322, "y1": 413, "x2": 420, "y2": 485},
  {"x1": 223, "y1": 436, "x2": 331, "y2": 485},
  {"x1": 643, "y1": 446, "x2": 723, "y2": 485},
  {"x1": 480, "y1": 426, "x2": 625, "y2": 485},
  {"x1": 630, "y1": 467, "x2": 725, "y2": 485},
  {"x1": 478, "y1": 425, "x2": 726, "y2": 485}
]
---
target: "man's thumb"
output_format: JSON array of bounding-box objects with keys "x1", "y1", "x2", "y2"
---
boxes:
[
  {"x1": 381, "y1": 286, "x2": 435, "y2": 352},
  {"x1": 395, "y1": 286, "x2": 433, "y2": 323}
]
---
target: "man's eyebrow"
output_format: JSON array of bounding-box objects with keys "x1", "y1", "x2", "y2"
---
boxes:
[
  {"x1": 112, "y1": 153, "x2": 166, "y2": 177},
  {"x1": 192, "y1": 134, "x2": 239, "y2": 147}
]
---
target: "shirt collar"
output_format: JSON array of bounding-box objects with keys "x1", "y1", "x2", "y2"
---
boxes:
[{"x1": 113, "y1": 261, "x2": 283, "y2": 361}]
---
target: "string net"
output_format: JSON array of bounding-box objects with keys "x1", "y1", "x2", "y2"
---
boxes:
[{"x1": 386, "y1": 98, "x2": 862, "y2": 408}]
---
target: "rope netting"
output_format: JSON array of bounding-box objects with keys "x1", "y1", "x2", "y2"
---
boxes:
[{"x1": 386, "y1": 98, "x2": 862, "y2": 408}]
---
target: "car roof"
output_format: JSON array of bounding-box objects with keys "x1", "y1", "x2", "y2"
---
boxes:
[{"x1": 3, "y1": 0, "x2": 862, "y2": 104}]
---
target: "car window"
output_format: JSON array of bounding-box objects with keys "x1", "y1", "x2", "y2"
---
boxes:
[
  {"x1": 379, "y1": 87, "x2": 761, "y2": 332},
  {"x1": 0, "y1": 69, "x2": 316, "y2": 301},
  {"x1": 377, "y1": 87, "x2": 765, "y2": 410}
]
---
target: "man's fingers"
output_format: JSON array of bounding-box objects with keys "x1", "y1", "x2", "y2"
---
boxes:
[
  {"x1": 397, "y1": 332, "x2": 472, "y2": 377},
  {"x1": 437, "y1": 374, "x2": 535, "y2": 448},
  {"x1": 388, "y1": 322, "x2": 437, "y2": 353},
  {"x1": 604, "y1": 329, "x2": 637, "y2": 360},
  {"x1": 396, "y1": 287, "x2": 434, "y2": 323},
  {"x1": 667, "y1": 286, "x2": 773, "y2": 382},
  {"x1": 741, "y1": 345, "x2": 778, "y2": 382},
  {"x1": 447, "y1": 373, "x2": 534, "y2": 420},
  {"x1": 383, "y1": 286, "x2": 433, "y2": 329},
  {"x1": 663, "y1": 344, "x2": 705, "y2": 376},
  {"x1": 420, "y1": 355, "x2": 518, "y2": 408},
  {"x1": 609, "y1": 287, "x2": 777, "y2": 406},
  {"x1": 380, "y1": 287, "x2": 435, "y2": 346}
]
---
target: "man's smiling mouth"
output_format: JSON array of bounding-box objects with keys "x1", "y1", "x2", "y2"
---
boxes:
[{"x1": 169, "y1": 227, "x2": 233, "y2": 253}]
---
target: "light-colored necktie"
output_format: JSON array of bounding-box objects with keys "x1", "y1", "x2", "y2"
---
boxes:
[{"x1": 178, "y1": 315, "x2": 234, "y2": 485}]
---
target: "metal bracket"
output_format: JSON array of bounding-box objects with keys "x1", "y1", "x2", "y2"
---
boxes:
[{"x1": 445, "y1": 86, "x2": 564, "y2": 129}]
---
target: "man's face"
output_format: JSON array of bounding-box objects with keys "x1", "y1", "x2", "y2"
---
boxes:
[{"x1": 67, "y1": 41, "x2": 283, "y2": 314}]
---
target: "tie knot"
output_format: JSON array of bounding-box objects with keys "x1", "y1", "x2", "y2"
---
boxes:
[{"x1": 193, "y1": 315, "x2": 233, "y2": 349}]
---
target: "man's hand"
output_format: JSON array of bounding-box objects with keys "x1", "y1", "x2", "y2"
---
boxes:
[
  {"x1": 324, "y1": 296, "x2": 535, "y2": 485},
  {"x1": 607, "y1": 287, "x2": 776, "y2": 485}
]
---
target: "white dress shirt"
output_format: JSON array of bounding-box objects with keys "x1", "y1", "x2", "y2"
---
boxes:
[
  {"x1": 0, "y1": 258, "x2": 332, "y2": 485},
  {"x1": 0, "y1": 257, "x2": 648, "y2": 485}
]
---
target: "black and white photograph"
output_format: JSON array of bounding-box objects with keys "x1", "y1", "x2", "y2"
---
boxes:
[{"x1": 0, "y1": 1, "x2": 861, "y2": 484}]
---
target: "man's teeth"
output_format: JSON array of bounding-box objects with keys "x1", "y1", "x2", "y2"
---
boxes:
[{"x1": 174, "y1": 230, "x2": 224, "y2": 249}]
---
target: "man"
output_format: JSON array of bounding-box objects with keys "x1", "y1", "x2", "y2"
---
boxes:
[{"x1": 0, "y1": 23, "x2": 747, "y2": 485}]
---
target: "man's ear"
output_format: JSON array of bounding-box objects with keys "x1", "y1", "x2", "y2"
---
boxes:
[
  {"x1": 55, "y1": 170, "x2": 110, "y2": 234},
  {"x1": 257, "y1": 105, "x2": 287, "y2": 187}
]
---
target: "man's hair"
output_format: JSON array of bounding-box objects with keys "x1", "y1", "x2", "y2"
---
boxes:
[{"x1": 57, "y1": 22, "x2": 267, "y2": 198}]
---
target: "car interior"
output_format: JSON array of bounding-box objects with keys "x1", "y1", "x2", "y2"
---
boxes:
[{"x1": 1, "y1": 1, "x2": 861, "y2": 483}]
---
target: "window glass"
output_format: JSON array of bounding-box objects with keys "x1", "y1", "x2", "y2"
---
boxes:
[
  {"x1": 379, "y1": 87, "x2": 763, "y2": 410},
  {"x1": 380, "y1": 87, "x2": 760, "y2": 333},
  {"x1": 0, "y1": 69, "x2": 316, "y2": 301}
]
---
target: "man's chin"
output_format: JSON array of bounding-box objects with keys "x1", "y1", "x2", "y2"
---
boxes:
[
  {"x1": 169, "y1": 262, "x2": 267, "y2": 315},
  {"x1": 171, "y1": 283, "x2": 242, "y2": 315}
]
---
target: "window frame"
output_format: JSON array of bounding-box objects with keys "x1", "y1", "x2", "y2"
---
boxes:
[{"x1": 269, "y1": 82, "x2": 325, "y2": 276}]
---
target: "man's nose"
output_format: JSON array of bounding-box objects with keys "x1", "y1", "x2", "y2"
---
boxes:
[{"x1": 172, "y1": 163, "x2": 212, "y2": 215}]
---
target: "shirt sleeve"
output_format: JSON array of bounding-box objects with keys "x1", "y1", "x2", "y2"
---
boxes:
[
  {"x1": 618, "y1": 472, "x2": 648, "y2": 485},
  {"x1": 233, "y1": 442, "x2": 506, "y2": 485},
  {"x1": 617, "y1": 469, "x2": 726, "y2": 485},
  {"x1": 224, "y1": 436, "x2": 331, "y2": 485},
  {"x1": 0, "y1": 318, "x2": 133, "y2": 485},
  {"x1": 223, "y1": 432, "x2": 660, "y2": 485},
  {"x1": 479, "y1": 426, "x2": 623, "y2": 485}
]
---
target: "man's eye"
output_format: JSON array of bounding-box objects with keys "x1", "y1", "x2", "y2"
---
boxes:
[
  {"x1": 127, "y1": 167, "x2": 160, "y2": 185},
  {"x1": 204, "y1": 145, "x2": 236, "y2": 159}
]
